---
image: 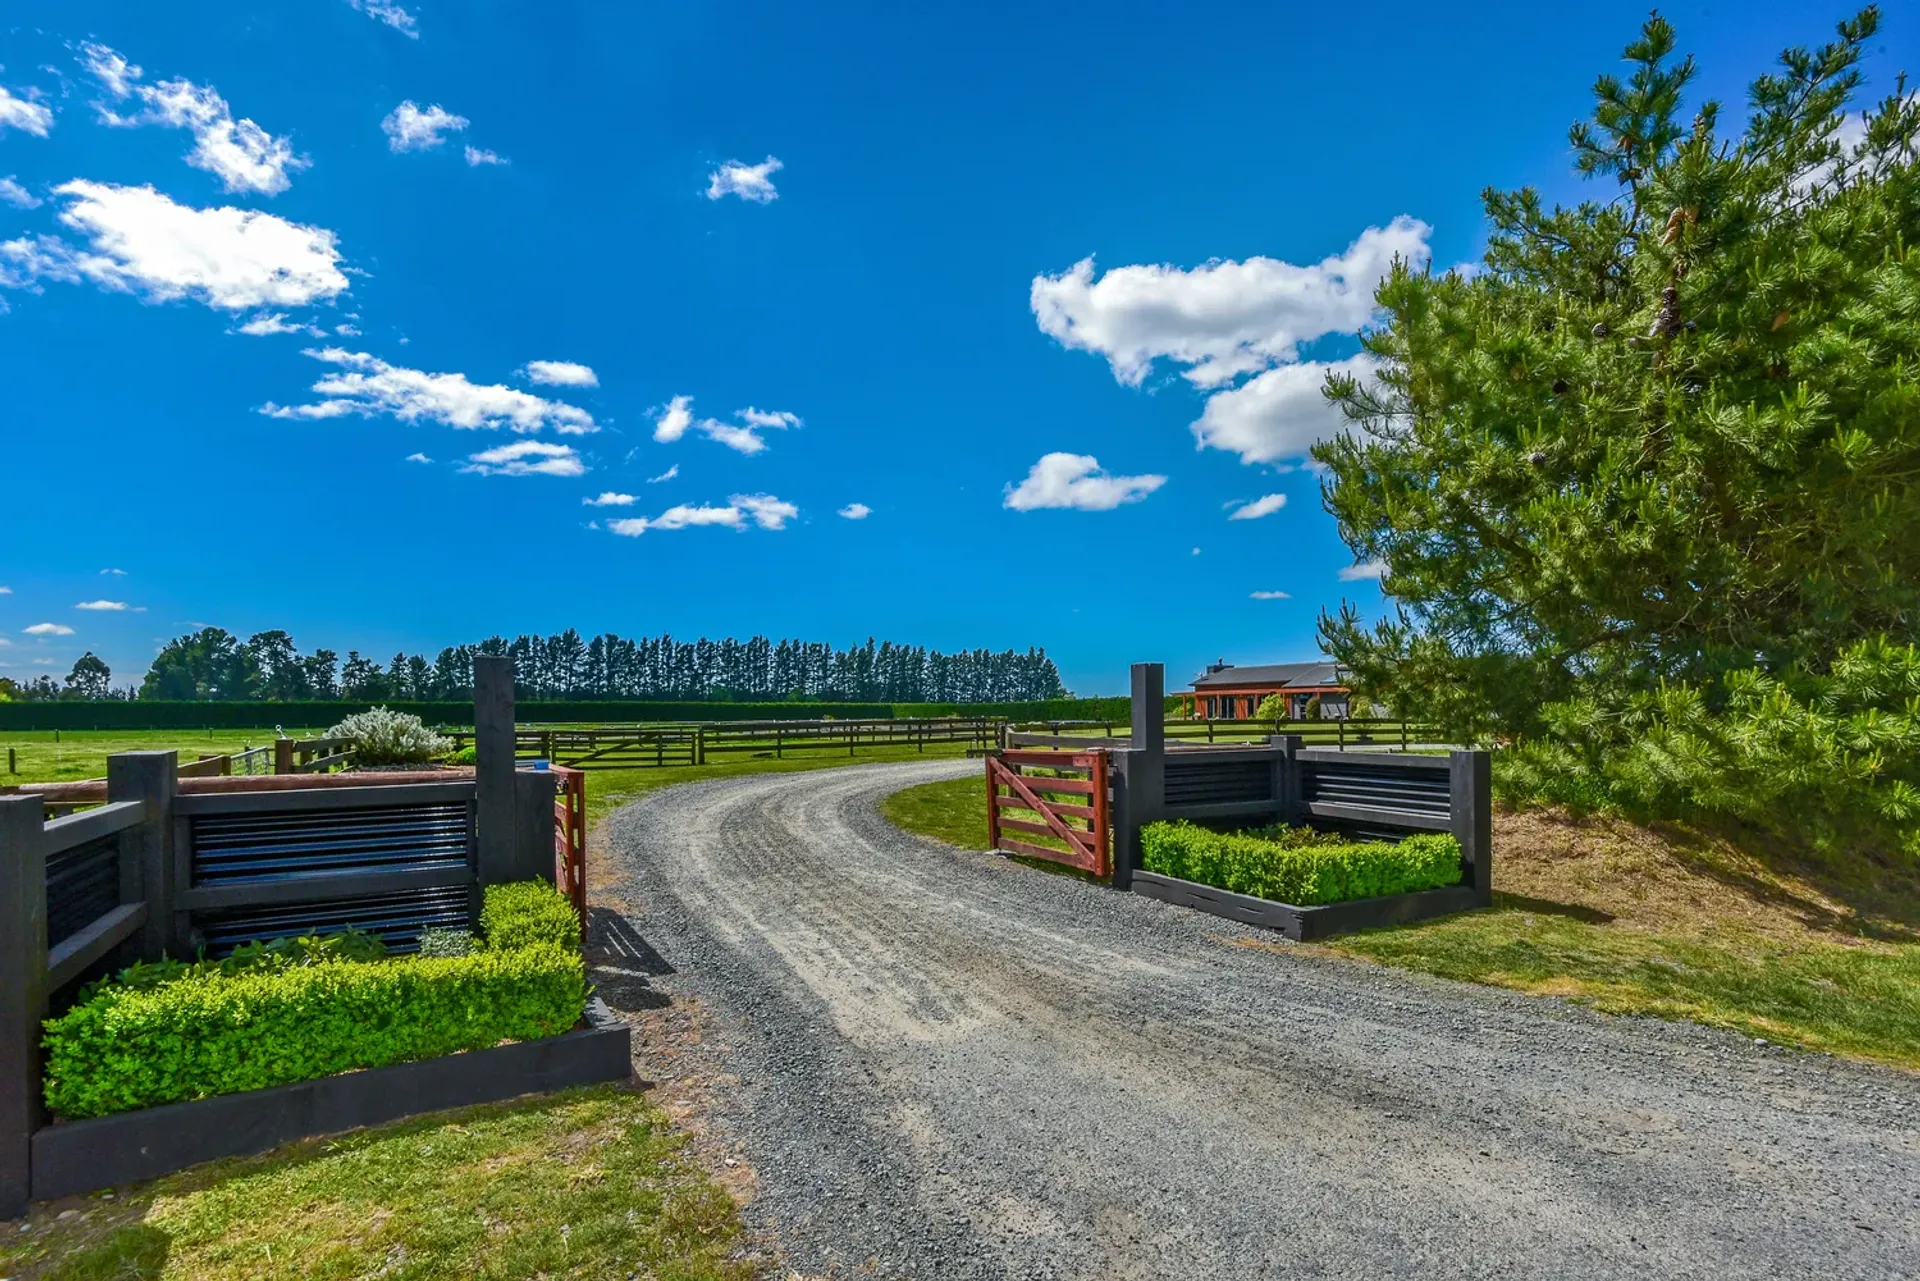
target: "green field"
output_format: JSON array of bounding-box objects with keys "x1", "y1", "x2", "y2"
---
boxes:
[
  {"x1": 879, "y1": 776, "x2": 1920, "y2": 1069},
  {"x1": 0, "y1": 728, "x2": 333, "y2": 786}
]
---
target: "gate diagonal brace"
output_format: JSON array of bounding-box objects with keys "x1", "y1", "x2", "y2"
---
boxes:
[{"x1": 991, "y1": 759, "x2": 1094, "y2": 859}]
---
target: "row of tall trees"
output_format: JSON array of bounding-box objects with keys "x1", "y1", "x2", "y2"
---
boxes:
[{"x1": 118, "y1": 628, "x2": 1067, "y2": 704}]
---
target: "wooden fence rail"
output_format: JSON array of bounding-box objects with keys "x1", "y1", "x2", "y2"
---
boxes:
[{"x1": 444, "y1": 716, "x2": 1002, "y2": 770}]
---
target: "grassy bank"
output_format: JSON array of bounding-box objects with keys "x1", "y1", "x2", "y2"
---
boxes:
[
  {"x1": 1, "y1": 1085, "x2": 751, "y2": 1280},
  {"x1": 881, "y1": 776, "x2": 1920, "y2": 1069}
]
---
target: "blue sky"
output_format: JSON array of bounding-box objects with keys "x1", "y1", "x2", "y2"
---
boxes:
[{"x1": 2, "y1": 1, "x2": 1913, "y2": 696}]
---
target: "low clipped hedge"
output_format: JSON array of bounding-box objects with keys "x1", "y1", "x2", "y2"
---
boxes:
[
  {"x1": 1140, "y1": 820, "x2": 1462, "y2": 906},
  {"x1": 42, "y1": 882, "x2": 588, "y2": 1121},
  {"x1": 481, "y1": 881, "x2": 582, "y2": 952}
]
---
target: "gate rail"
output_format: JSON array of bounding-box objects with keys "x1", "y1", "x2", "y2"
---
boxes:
[
  {"x1": 551, "y1": 765, "x2": 587, "y2": 920},
  {"x1": 985, "y1": 748, "x2": 1110, "y2": 877}
]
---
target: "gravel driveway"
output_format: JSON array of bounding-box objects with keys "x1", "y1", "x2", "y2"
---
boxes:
[{"x1": 596, "y1": 760, "x2": 1919, "y2": 1280}]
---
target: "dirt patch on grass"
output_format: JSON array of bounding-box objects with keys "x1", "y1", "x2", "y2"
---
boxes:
[{"x1": 1490, "y1": 808, "x2": 1919, "y2": 945}]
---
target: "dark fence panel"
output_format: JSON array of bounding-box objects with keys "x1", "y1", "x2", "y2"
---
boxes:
[{"x1": 44, "y1": 837, "x2": 118, "y2": 950}]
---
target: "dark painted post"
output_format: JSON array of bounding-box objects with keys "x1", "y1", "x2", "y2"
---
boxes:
[
  {"x1": 107, "y1": 751, "x2": 177, "y2": 961},
  {"x1": 1112, "y1": 663, "x2": 1166, "y2": 891},
  {"x1": 1449, "y1": 749, "x2": 1493, "y2": 905},
  {"x1": 512, "y1": 770, "x2": 559, "y2": 886},
  {"x1": 0, "y1": 796, "x2": 47, "y2": 1218},
  {"x1": 1269, "y1": 734, "x2": 1303, "y2": 825},
  {"x1": 474, "y1": 655, "x2": 517, "y2": 886}
]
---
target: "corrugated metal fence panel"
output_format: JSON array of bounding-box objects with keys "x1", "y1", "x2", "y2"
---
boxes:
[
  {"x1": 194, "y1": 887, "x2": 470, "y2": 956},
  {"x1": 187, "y1": 801, "x2": 474, "y2": 955},
  {"x1": 1302, "y1": 760, "x2": 1451, "y2": 821},
  {"x1": 46, "y1": 835, "x2": 119, "y2": 949},
  {"x1": 190, "y1": 804, "x2": 470, "y2": 885},
  {"x1": 1165, "y1": 758, "x2": 1271, "y2": 807}
]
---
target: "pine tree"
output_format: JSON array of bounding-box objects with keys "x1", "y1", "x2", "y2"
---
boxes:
[{"x1": 1315, "y1": 8, "x2": 1920, "y2": 850}]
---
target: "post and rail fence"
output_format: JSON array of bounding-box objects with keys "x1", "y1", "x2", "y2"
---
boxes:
[{"x1": 444, "y1": 715, "x2": 1002, "y2": 770}]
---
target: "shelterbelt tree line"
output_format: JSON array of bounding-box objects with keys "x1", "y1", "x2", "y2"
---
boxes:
[
  {"x1": 1316, "y1": 8, "x2": 1920, "y2": 856},
  {"x1": 6, "y1": 628, "x2": 1070, "y2": 705}
]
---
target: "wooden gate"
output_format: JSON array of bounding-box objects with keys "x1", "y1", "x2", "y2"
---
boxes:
[
  {"x1": 551, "y1": 765, "x2": 587, "y2": 920},
  {"x1": 985, "y1": 748, "x2": 1110, "y2": 877}
]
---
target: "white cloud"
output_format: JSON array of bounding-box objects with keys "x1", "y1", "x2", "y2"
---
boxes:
[
  {"x1": 405, "y1": 451, "x2": 431, "y2": 463},
  {"x1": 82, "y1": 46, "x2": 306, "y2": 195},
  {"x1": 1227, "y1": 493, "x2": 1288, "y2": 521},
  {"x1": 24, "y1": 623, "x2": 74, "y2": 636},
  {"x1": 705, "y1": 156, "x2": 782, "y2": 203},
  {"x1": 464, "y1": 146, "x2": 507, "y2": 167},
  {"x1": 652, "y1": 395, "x2": 694, "y2": 442},
  {"x1": 0, "y1": 87, "x2": 53, "y2": 139},
  {"x1": 1031, "y1": 219, "x2": 1429, "y2": 388},
  {"x1": 1339, "y1": 560, "x2": 1387, "y2": 582},
  {"x1": 0, "y1": 585, "x2": 10, "y2": 593},
  {"x1": 583, "y1": 491, "x2": 636, "y2": 507},
  {"x1": 346, "y1": 0, "x2": 420, "y2": 38},
  {"x1": 1003, "y1": 453, "x2": 1166, "y2": 512},
  {"x1": 608, "y1": 493, "x2": 797, "y2": 535},
  {"x1": 1249, "y1": 590, "x2": 1292, "y2": 600},
  {"x1": 735, "y1": 493, "x2": 798, "y2": 530},
  {"x1": 838, "y1": 503, "x2": 871, "y2": 520},
  {"x1": 736, "y1": 406, "x2": 800, "y2": 429},
  {"x1": 647, "y1": 465, "x2": 678, "y2": 483},
  {"x1": 74, "y1": 600, "x2": 127, "y2": 611},
  {"x1": 79, "y1": 44, "x2": 140, "y2": 100},
  {"x1": 263, "y1": 347, "x2": 598, "y2": 434},
  {"x1": 334, "y1": 322, "x2": 360, "y2": 336},
  {"x1": 234, "y1": 311, "x2": 324, "y2": 337},
  {"x1": 522, "y1": 360, "x2": 598, "y2": 388},
  {"x1": 462, "y1": 440, "x2": 585, "y2": 477},
  {"x1": 382, "y1": 101, "x2": 467, "y2": 152},
  {"x1": 1191, "y1": 354, "x2": 1374, "y2": 465},
  {"x1": 99, "y1": 568, "x2": 125, "y2": 576},
  {"x1": 0, "y1": 177, "x2": 40, "y2": 209},
  {"x1": 3, "y1": 182, "x2": 348, "y2": 311}
]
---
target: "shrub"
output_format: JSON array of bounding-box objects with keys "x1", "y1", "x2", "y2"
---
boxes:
[
  {"x1": 481, "y1": 880, "x2": 581, "y2": 953},
  {"x1": 42, "y1": 945, "x2": 587, "y2": 1120},
  {"x1": 444, "y1": 744, "x2": 478, "y2": 766},
  {"x1": 1140, "y1": 820, "x2": 1461, "y2": 906},
  {"x1": 326, "y1": 706, "x2": 451, "y2": 766},
  {"x1": 80, "y1": 928, "x2": 389, "y2": 1001},
  {"x1": 417, "y1": 927, "x2": 477, "y2": 958}
]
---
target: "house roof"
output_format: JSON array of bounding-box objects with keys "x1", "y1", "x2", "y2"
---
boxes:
[{"x1": 1189, "y1": 661, "x2": 1347, "y2": 691}]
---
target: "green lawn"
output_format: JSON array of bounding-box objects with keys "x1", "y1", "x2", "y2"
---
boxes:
[
  {"x1": 0, "y1": 729, "x2": 331, "y2": 786},
  {"x1": 582, "y1": 741, "x2": 974, "y2": 825},
  {"x1": 880, "y1": 775, "x2": 1920, "y2": 1069},
  {"x1": 1, "y1": 1085, "x2": 751, "y2": 1280}
]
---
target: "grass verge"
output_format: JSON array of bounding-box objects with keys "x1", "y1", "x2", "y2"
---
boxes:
[
  {"x1": 879, "y1": 776, "x2": 1920, "y2": 1069},
  {"x1": 0, "y1": 1084, "x2": 751, "y2": 1280}
]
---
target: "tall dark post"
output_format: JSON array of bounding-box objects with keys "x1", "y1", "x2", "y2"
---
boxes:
[
  {"x1": 1450, "y1": 749, "x2": 1493, "y2": 905},
  {"x1": 0, "y1": 796, "x2": 47, "y2": 1219},
  {"x1": 108, "y1": 751, "x2": 177, "y2": 960},
  {"x1": 1270, "y1": 734, "x2": 1303, "y2": 825},
  {"x1": 474, "y1": 655, "x2": 517, "y2": 885},
  {"x1": 1112, "y1": 663, "x2": 1167, "y2": 889}
]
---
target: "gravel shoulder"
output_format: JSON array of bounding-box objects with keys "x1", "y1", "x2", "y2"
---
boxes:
[{"x1": 594, "y1": 760, "x2": 1920, "y2": 1281}]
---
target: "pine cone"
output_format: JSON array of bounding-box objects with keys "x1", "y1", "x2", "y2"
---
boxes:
[{"x1": 1647, "y1": 286, "x2": 1680, "y2": 338}]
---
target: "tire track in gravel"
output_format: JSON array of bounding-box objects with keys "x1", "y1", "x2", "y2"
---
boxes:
[{"x1": 596, "y1": 760, "x2": 1920, "y2": 1281}]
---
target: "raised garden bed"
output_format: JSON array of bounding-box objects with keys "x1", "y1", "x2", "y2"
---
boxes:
[
  {"x1": 1133, "y1": 819, "x2": 1482, "y2": 940},
  {"x1": 1131, "y1": 870, "x2": 1484, "y2": 941},
  {"x1": 30, "y1": 1005, "x2": 630, "y2": 1201}
]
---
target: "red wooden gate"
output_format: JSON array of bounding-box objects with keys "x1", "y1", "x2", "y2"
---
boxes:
[
  {"x1": 551, "y1": 765, "x2": 587, "y2": 921},
  {"x1": 985, "y1": 748, "x2": 1111, "y2": 877}
]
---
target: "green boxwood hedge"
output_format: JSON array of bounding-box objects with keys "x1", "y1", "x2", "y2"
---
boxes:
[
  {"x1": 481, "y1": 881, "x2": 583, "y2": 952},
  {"x1": 1140, "y1": 820, "x2": 1462, "y2": 906},
  {"x1": 41, "y1": 881, "x2": 588, "y2": 1121}
]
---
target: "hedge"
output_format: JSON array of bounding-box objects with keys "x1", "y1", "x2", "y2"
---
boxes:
[
  {"x1": 1140, "y1": 821, "x2": 1462, "y2": 906},
  {"x1": 41, "y1": 882, "x2": 588, "y2": 1120},
  {"x1": 481, "y1": 881, "x2": 582, "y2": 952}
]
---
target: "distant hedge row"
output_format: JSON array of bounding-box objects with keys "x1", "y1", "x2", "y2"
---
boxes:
[{"x1": 0, "y1": 695, "x2": 1143, "y2": 732}]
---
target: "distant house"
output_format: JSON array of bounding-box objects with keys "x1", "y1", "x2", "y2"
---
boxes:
[{"x1": 1178, "y1": 659, "x2": 1352, "y2": 720}]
